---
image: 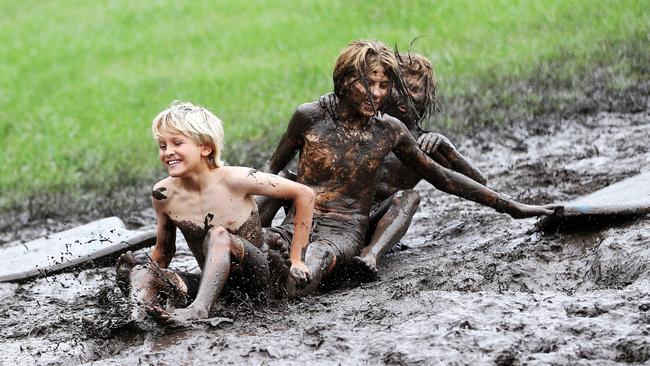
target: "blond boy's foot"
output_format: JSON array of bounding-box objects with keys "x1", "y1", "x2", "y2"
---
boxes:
[
  {"x1": 146, "y1": 305, "x2": 209, "y2": 326},
  {"x1": 116, "y1": 251, "x2": 137, "y2": 294}
]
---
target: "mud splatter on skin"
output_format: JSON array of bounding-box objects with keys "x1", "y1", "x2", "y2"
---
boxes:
[
  {"x1": 248, "y1": 168, "x2": 279, "y2": 189},
  {"x1": 203, "y1": 213, "x2": 214, "y2": 232},
  {"x1": 151, "y1": 187, "x2": 167, "y2": 200},
  {"x1": 227, "y1": 210, "x2": 264, "y2": 247}
]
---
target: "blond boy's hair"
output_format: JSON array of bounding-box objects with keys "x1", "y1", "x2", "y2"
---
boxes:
[{"x1": 152, "y1": 101, "x2": 224, "y2": 168}]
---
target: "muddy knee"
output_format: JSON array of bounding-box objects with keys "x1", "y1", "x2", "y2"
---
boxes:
[
  {"x1": 205, "y1": 226, "x2": 244, "y2": 260},
  {"x1": 392, "y1": 189, "x2": 421, "y2": 209},
  {"x1": 305, "y1": 244, "x2": 336, "y2": 274}
]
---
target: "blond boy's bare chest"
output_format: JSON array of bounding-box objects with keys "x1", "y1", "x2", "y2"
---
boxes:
[{"x1": 164, "y1": 185, "x2": 255, "y2": 232}]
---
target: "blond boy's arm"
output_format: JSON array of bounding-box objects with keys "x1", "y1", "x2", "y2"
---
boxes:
[
  {"x1": 150, "y1": 192, "x2": 176, "y2": 268},
  {"x1": 231, "y1": 167, "x2": 315, "y2": 285}
]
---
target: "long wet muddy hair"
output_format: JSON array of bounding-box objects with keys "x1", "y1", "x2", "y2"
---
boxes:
[
  {"x1": 152, "y1": 101, "x2": 225, "y2": 169},
  {"x1": 395, "y1": 51, "x2": 440, "y2": 130},
  {"x1": 332, "y1": 40, "x2": 417, "y2": 121}
]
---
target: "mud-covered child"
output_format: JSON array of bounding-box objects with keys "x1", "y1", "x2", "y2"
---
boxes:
[
  {"x1": 262, "y1": 40, "x2": 558, "y2": 299},
  {"x1": 116, "y1": 101, "x2": 314, "y2": 324}
]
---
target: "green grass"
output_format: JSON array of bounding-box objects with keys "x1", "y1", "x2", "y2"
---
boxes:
[{"x1": 0, "y1": 0, "x2": 648, "y2": 210}]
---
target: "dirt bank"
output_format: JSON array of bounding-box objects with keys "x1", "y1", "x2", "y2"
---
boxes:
[{"x1": 1, "y1": 98, "x2": 650, "y2": 364}]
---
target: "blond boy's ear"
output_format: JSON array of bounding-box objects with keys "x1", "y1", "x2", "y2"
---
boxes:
[{"x1": 200, "y1": 143, "x2": 213, "y2": 157}]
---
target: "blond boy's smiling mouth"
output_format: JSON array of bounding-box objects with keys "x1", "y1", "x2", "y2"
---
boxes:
[{"x1": 166, "y1": 159, "x2": 181, "y2": 168}]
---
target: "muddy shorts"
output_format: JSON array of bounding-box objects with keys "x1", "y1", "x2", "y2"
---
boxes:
[{"x1": 267, "y1": 213, "x2": 368, "y2": 264}]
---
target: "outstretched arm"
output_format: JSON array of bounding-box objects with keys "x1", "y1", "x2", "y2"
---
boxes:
[
  {"x1": 392, "y1": 124, "x2": 556, "y2": 218},
  {"x1": 232, "y1": 168, "x2": 315, "y2": 286},
  {"x1": 417, "y1": 132, "x2": 487, "y2": 185}
]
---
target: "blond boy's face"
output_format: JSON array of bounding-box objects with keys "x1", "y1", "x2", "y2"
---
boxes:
[{"x1": 157, "y1": 131, "x2": 211, "y2": 177}]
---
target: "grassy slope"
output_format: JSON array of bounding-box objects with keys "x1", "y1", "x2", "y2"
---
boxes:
[{"x1": 0, "y1": 0, "x2": 648, "y2": 209}]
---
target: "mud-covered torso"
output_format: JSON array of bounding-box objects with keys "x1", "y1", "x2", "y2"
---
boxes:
[
  {"x1": 170, "y1": 210, "x2": 263, "y2": 247},
  {"x1": 226, "y1": 209, "x2": 263, "y2": 246},
  {"x1": 297, "y1": 104, "x2": 399, "y2": 217}
]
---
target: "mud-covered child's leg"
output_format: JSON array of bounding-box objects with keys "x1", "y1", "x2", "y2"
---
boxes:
[
  {"x1": 235, "y1": 239, "x2": 272, "y2": 302},
  {"x1": 353, "y1": 189, "x2": 421, "y2": 279},
  {"x1": 366, "y1": 197, "x2": 393, "y2": 238},
  {"x1": 125, "y1": 263, "x2": 187, "y2": 321},
  {"x1": 151, "y1": 227, "x2": 238, "y2": 323},
  {"x1": 288, "y1": 241, "x2": 336, "y2": 299}
]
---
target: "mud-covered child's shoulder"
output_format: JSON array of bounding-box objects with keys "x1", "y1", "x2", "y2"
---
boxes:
[
  {"x1": 375, "y1": 113, "x2": 408, "y2": 132},
  {"x1": 294, "y1": 101, "x2": 327, "y2": 122}
]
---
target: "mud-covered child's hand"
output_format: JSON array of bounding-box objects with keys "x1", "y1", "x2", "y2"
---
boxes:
[
  {"x1": 417, "y1": 132, "x2": 441, "y2": 154},
  {"x1": 417, "y1": 133, "x2": 454, "y2": 155},
  {"x1": 289, "y1": 260, "x2": 311, "y2": 288},
  {"x1": 507, "y1": 202, "x2": 562, "y2": 219}
]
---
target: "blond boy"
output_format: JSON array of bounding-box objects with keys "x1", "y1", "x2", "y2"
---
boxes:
[{"x1": 117, "y1": 102, "x2": 314, "y2": 324}]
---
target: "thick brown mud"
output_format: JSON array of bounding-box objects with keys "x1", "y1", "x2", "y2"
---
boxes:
[{"x1": 2, "y1": 105, "x2": 650, "y2": 364}]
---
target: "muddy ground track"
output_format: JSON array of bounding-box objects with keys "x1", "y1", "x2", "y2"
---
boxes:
[{"x1": 1, "y1": 93, "x2": 650, "y2": 364}]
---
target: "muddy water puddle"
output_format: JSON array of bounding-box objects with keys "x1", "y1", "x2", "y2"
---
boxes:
[{"x1": 2, "y1": 111, "x2": 650, "y2": 365}]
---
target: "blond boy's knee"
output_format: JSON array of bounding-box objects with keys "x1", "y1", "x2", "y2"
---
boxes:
[{"x1": 208, "y1": 226, "x2": 230, "y2": 243}]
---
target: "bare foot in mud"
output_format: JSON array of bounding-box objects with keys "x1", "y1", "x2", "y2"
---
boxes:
[
  {"x1": 265, "y1": 231, "x2": 291, "y2": 274},
  {"x1": 146, "y1": 305, "x2": 209, "y2": 327},
  {"x1": 264, "y1": 231, "x2": 293, "y2": 298},
  {"x1": 351, "y1": 254, "x2": 379, "y2": 281},
  {"x1": 116, "y1": 251, "x2": 137, "y2": 294}
]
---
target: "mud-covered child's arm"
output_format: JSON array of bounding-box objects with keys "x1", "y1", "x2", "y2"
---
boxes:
[
  {"x1": 266, "y1": 104, "x2": 312, "y2": 174},
  {"x1": 394, "y1": 129, "x2": 555, "y2": 218},
  {"x1": 258, "y1": 105, "x2": 311, "y2": 225},
  {"x1": 418, "y1": 132, "x2": 487, "y2": 185},
  {"x1": 150, "y1": 196, "x2": 176, "y2": 268}
]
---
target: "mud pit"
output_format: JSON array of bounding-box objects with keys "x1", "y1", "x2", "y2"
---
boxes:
[{"x1": 2, "y1": 107, "x2": 650, "y2": 365}]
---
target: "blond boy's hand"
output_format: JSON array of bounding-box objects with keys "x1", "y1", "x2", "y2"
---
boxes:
[{"x1": 289, "y1": 260, "x2": 311, "y2": 288}]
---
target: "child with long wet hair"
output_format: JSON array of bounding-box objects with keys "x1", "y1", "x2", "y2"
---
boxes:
[{"x1": 116, "y1": 101, "x2": 314, "y2": 324}]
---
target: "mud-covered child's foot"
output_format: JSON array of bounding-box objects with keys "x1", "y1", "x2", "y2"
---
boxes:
[
  {"x1": 265, "y1": 231, "x2": 291, "y2": 274},
  {"x1": 116, "y1": 251, "x2": 137, "y2": 294},
  {"x1": 351, "y1": 255, "x2": 379, "y2": 282}
]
